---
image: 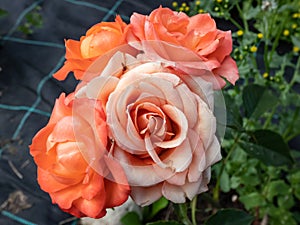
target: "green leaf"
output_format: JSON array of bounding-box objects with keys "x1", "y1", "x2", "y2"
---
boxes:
[
  {"x1": 293, "y1": 184, "x2": 300, "y2": 200},
  {"x1": 239, "y1": 192, "x2": 266, "y2": 210},
  {"x1": 220, "y1": 169, "x2": 230, "y2": 193},
  {"x1": 268, "y1": 206, "x2": 298, "y2": 225},
  {"x1": 120, "y1": 212, "x2": 142, "y2": 225},
  {"x1": 291, "y1": 35, "x2": 300, "y2": 48},
  {"x1": 240, "y1": 174, "x2": 260, "y2": 186},
  {"x1": 146, "y1": 197, "x2": 169, "y2": 220},
  {"x1": 205, "y1": 209, "x2": 254, "y2": 225},
  {"x1": 244, "y1": 6, "x2": 260, "y2": 20},
  {"x1": 242, "y1": 84, "x2": 277, "y2": 119},
  {"x1": 288, "y1": 170, "x2": 300, "y2": 186},
  {"x1": 239, "y1": 130, "x2": 293, "y2": 166},
  {"x1": 277, "y1": 194, "x2": 294, "y2": 210},
  {"x1": 224, "y1": 94, "x2": 242, "y2": 130},
  {"x1": 0, "y1": 8, "x2": 8, "y2": 17},
  {"x1": 230, "y1": 176, "x2": 241, "y2": 189},
  {"x1": 146, "y1": 221, "x2": 183, "y2": 225},
  {"x1": 266, "y1": 180, "x2": 290, "y2": 201}
]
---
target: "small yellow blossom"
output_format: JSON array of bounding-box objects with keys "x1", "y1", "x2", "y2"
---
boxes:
[
  {"x1": 198, "y1": 9, "x2": 204, "y2": 13},
  {"x1": 172, "y1": 1, "x2": 178, "y2": 7},
  {"x1": 217, "y1": 0, "x2": 222, "y2": 3},
  {"x1": 250, "y1": 46, "x2": 258, "y2": 53},
  {"x1": 292, "y1": 13, "x2": 299, "y2": 18},
  {"x1": 283, "y1": 29, "x2": 290, "y2": 36},
  {"x1": 293, "y1": 46, "x2": 300, "y2": 53},
  {"x1": 181, "y1": 2, "x2": 187, "y2": 7},
  {"x1": 195, "y1": 0, "x2": 201, "y2": 6},
  {"x1": 185, "y1": 6, "x2": 190, "y2": 11},
  {"x1": 214, "y1": 6, "x2": 219, "y2": 11},
  {"x1": 257, "y1": 33, "x2": 263, "y2": 39},
  {"x1": 179, "y1": 7, "x2": 184, "y2": 11},
  {"x1": 237, "y1": 30, "x2": 244, "y2": 36},
  {"x1": 263, "y1": 72, "x2": 269, "y2": 78},
  {"x1": 292, "y1": 23, "x2": 298, "y2": 29}
]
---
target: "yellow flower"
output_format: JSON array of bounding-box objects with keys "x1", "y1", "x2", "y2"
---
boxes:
[
  {"x1": 181, "y1": 2, "x2": 187, "y2": 7},
  {"x1": 293, "y1": 46, "x2": 300, "y2": 53},
  {"x1": 198, "y1": 9, "x2": 204, "y2": 13},
  {"x1": 185, "y1": 6, "x2": 190, "y2": 11},
  {"x1": 217, "y1": 0, "x2": 222, "y2": 2},
  {"x1": 257, "y1": 33, "x2": 263, "y2": 39},
  {"x1": 237, "y1": 30, "x2": 244, "y2": 36},
  {"x1": 250, "y1": 46, "x2": 257, "y2": 53},
  {"x1": 292, "y1": 13, "x2": 299, "y2": 18},
  {"x1": 179, "y1": 7, "x2": 184, "y2": 11},
  {"x1": 283, "y1": 29, "x2": 290, "y2": 36},
  {"x1": 172, "y1": 1, "x2": 178, "y2": 7},
  {"x1": 195, "y1": 0, "x2": 201, "y2": 5},
  {"x1": 292, "y1": 23, "x2": 297, "y2": 29},
  {"x1": 263, "y1": 72, "x2": 269, "y2": 78}
]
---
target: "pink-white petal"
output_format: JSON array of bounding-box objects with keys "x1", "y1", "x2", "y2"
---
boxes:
[{"x1": 131, "y1": 184, "x2": 163, "y2": 206}]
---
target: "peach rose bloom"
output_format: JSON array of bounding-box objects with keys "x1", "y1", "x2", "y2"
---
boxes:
[
  {"x1": 76, "y1": 52, "x2": 222, "y2": 206},
  {"x1": 53, "y1": 15, "x2": 128, "y2": 81},
  {"x1": 30, "y1": 93, "x2": 130, "y2": 218},
  {"x1": 127, "y1": 7, "x2": 239, "y2": 89}
]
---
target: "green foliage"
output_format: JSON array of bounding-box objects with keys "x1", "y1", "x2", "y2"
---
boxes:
[
  {"x1": 242, "y1": 84, "x2": 278, "y2": 119},
  {"x1": 240, "y1": 130, "x2": 293, "y2": 166},
  {"x1": 18, "y1": 6, "x2": 43, "y2": 35},
  {"x1": 143, "y1": 197, "x2": 169, "y2": 221},
  {"x1": 205, "y1": 209, "x2": 254, "y2": 225},
  {"x1": 121, "y1": 197, "x2": 170, "y2": 225},
  {"x1": 121, "y1": 211, "x2": 143, "y2": 225},
  {"x1": 172, "y1": 1, "x2": 300, "y2": 225},
  {"x1": 0, "y1": 8, "x2": 8, "y2": 17}
]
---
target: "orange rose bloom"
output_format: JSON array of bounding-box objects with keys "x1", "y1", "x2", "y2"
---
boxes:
[
  {"x1": 127, "y1": 7, "x2": 239, "y2": 89},
  {"x1": 29, "y1": 93, "x2": 130, "y2": 218},
  {"x1": 53, "y1": 15, "x2": 128, "y2": 81}
]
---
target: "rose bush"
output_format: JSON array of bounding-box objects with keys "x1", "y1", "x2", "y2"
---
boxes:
[
  {"x1": 126, "y1": 7, "x2": 239, "y2": 89},
  {"x1": 75, "y1": 51, "x2": 222, "y2": 206},
  {"x1": 53, "y1": 15, "x2": 128, "y2": 81},
  {"x1": 29, "y1": 93, "x2": 130, "y2": 218}
]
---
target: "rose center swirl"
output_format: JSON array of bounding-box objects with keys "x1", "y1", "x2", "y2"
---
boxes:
[{"x1": 129, "y1": 101, "x2": 175, "y2": 168}]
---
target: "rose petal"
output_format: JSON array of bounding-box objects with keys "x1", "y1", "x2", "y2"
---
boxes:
[
  {"x1": 156, "y1": 104, "x2": 188, "y2": 148},
  {"x1": 166, "y1": 170, "x2": 188, "y2": 186},
  {"x1": 162, "y1": 182, "x2": 185, "y2": 203},
  {"x1": 131, "y1": 184, "x2": 163, "y2": 206},
  {"x1": 213, "y1": 56, "x2": 239, "y2": 85}
]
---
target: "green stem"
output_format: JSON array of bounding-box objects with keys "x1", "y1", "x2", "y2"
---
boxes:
[
  {"x1": 268, "y1": 15, "x2": 286, "y2": 64},
  {"x1": 286, "y1": 130, "x2": 300, "y2": 142},
  {"x1": 190, "y1": 196, "x2": 197, "y2": 225},
  {"x1": 283, "y1": 107, "x2": 300, "y2": 140},
  {"x1": 262, "y1": 103, "x2": 278, "y2": 129},
  {"x1": 174, "y1": 203, "x2": 193, "y2": 225},
  {"x1": 236, "y1": 2, "x2": 249, "y2": 32},
  {"x1": 227, "y1": 16, "x2": 243, "y2": 31},
  {"x1": 262, "y1": 15, "x2": 270, "y2": 73},
  {"x1": 213, "y1": 134, "x2": 240, "y2": 202},
  {"x1": 282, "y1": 56, "x2": 300, "y2": 140},
  {"x1": 289, "y1": 55, "x2": 300, "y2": 88},
  {"x1": 251, "y1": 53, "x2": 258, "y2": 71}
]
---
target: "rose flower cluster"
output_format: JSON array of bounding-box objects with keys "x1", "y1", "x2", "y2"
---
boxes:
[{"x1": 30, "y1": 7, "x2": 238, "y2": 219}]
